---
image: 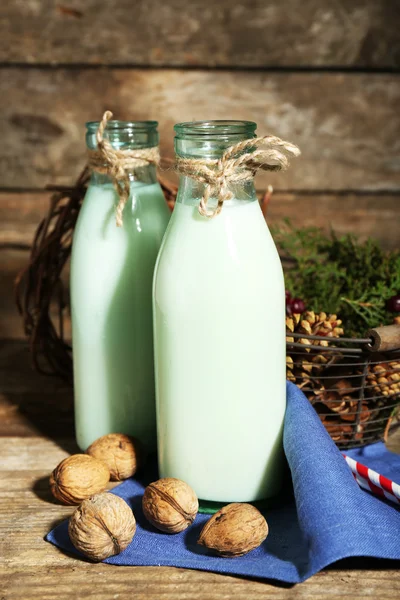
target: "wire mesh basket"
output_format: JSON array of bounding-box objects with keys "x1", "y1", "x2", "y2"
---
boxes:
[{"x1": 286, "y1": 325, "x2": 400, "y2": 448}]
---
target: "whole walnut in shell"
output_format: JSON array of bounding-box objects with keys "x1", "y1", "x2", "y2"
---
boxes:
[
  {"x1": 198, "y1": 503, "x2": 268, "y2": 557},
  {"x1": 50, "y1": 454, "x2": 110, "y2": 505},
  {"x1": 87, "y1": 433, "x2": 141, "y2": 481},
  {"x1": 69, "y1": 493, "x2": 136, "y2": 561},
  {"x1": 142, "y1": 477, "x2": 198, "y2": 533}
]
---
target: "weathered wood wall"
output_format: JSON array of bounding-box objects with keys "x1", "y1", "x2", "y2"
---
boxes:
[
  {"x1": 1, "y1": 1, "x2": 399, "y2": 67},
  {"x1": 1, "y1": 70, "x2": 399, "y2": 190},
  {"x1": 0, "y1": 1, "x2": 399, "y2": 337}
]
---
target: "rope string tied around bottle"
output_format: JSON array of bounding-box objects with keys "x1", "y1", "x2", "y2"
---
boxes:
[
  {"x1": 174, "y1": 135, "x2": 301, "y2": 218},
  {"x1": 87, "y1": 110, "x2": 160, "y2": 227}
]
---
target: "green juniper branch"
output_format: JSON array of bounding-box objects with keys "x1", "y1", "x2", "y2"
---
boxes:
[{"x1": 272, "y1": 220, "x2": 400, "y2": 337}]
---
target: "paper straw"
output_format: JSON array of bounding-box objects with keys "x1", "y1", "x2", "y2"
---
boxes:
[{"x1": 342, "y1": 454, "x2": 400, "y2": 505}]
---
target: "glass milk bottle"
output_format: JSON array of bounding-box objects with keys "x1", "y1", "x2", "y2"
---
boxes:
[
  {"x1": 71, "y1": 119, "x2": 170, "y2": 451},
  {"x1": 153, "y1": 121, "x2": 287, "y2": 503}
]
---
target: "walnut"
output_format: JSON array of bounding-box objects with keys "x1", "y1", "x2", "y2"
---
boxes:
[
  {"x1": 49, "y1": 454, "x2": 110, "y2": 505},
  {"x1": 87, "y1": 433, "x2": 141, "y2": 481},
  {"x1": 142, "y1": 477, "x2": 198, "y2": 533},
  {"x1": 198, "y1": 503, "x2": 268, "y2": 557},
  {"x1": 68, "y1": 493, "x2": 136, "y2": 561}
]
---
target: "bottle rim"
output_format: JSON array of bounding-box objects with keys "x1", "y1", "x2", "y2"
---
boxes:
[
  {"x1": 86, "y1": 120, "x2": 158, "y2": 132},
  {"x1": 174, "y1": 120, "x2": 257, "y2": 138}
]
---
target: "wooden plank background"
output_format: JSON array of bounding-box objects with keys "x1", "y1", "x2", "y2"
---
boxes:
[
  {"x1": 0, "y1": 0, "x2": 399, "y2": 340},
  {"x1": 1, "y1": 70, "x2": 400, "y2": 190},
  {"x1": 1, "y1": 0, "x2": 399, "y2": 67}
]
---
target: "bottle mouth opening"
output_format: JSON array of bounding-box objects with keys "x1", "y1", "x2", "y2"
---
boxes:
[
  {"x1": 174, "y1": 120, "x2": 257, "y2": 138},
  {"x1": 86, "y1": 120, "x2": 158, "y2": 132},
  {"x1": 174, "y1": 121, "x2": 257, "y2": 158}
]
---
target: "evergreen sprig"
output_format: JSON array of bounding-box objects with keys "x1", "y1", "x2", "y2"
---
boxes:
[{"x1": 272, "y1": 220, "x2": 400, "y2": 337}]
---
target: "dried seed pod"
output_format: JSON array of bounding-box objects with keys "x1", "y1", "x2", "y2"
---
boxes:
[
  {"x1": 366, "y1": 358, "x2": 400, "y2": 399},
  {"x1": 50, "y1": 454, "x2": 110, "y2": 505},
  {"x1": 87, "y1": 433, "x2": 141, "y2": 481},
  {"x1": 332, "y1": 379, "x2": 354, "y2": 396},
  {"x1": 198, "y1": 503, "x2": 268, "y2": 557},
  {"x1": 68, "y1": 493, "x2": 136, "y2": 561},
  {"x1": 320, "y1": 391, "x2": 346, "y2": 413},
  {"x1": 142, "y1": 477, "x2": 198, "y2": 533},
  {"x1": 300, "y1": 320, "x2": 312, "y2": 335},
  {"x1": 323, "y1": 423, "x2": 352, "y2": 443}
]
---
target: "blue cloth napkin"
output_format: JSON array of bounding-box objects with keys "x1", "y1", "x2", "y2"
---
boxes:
[{"x1": 46, "y1": 382, "x2": 400, "y2": 583}]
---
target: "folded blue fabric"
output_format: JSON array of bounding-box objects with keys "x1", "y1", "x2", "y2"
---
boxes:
[{"x1": 46, "y1": 382, "x2": 400, "y2": 583}]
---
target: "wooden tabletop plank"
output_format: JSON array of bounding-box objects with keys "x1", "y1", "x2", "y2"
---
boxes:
[
  {"x1": 0, "y1": 70, "x2": 399, "y2": 191},
  {"x1": 2, "y1": 565, "x2": 399, "y2": 600},
  {"x1": 0, "y1": 0, "x2": 398, "y2": 68},
  {"x1": 0, "y1": 339, "x2": 71, "y2": 395},
  {"x1": 1, "y1": 439, "x2": 399, "y2": 599}
]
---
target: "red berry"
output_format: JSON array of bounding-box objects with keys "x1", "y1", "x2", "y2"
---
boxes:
[
  {"x1": 285, "y1": 290, "x2": 292, "y2": 304},
  {"x1": 291, "y1": 298, "x2": 306, "y2": 314},
  {"x1": 286, "y1": 304, "x2": 293, "y2": 316},
  {"x1": 386, "y1": 294, "x2": 400, "y2": 313}
]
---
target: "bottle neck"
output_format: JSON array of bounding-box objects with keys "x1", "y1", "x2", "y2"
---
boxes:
[
  {"x1": 86, "y1": 119, "x2": 159, "y2": 188},
  {"x1": 176, "y1": 175, "x2": 257, "y2": 206},
  {"x1": 174, "y1": 121, "x2": 259, "y2": 209},
  {"x1": 90, "y1": 164, "x2": 158, "y2": 187}
]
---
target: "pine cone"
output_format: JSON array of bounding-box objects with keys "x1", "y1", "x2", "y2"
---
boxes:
[
  {"x1": 286, "y1": 311, "x2": 344, "y2": 381},
  {"x1": 286, "y1": 311, "x2": 344, "y2": 344},
  {"x1": 366, "y1": 360, "x2": 400, "y2": 400}
]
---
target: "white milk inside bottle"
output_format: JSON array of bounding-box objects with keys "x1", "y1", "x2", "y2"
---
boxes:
[
  {"x1": 71, "y1": 119, "x2": 170, "y2": 451},
  {"x1": 153, "y1": 121, "x2": 294, "y2": 503}
]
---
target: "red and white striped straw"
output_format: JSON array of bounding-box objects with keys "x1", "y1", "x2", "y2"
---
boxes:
[{"x1": 342, "y1": 454, "x2": 400, "y2": 505}]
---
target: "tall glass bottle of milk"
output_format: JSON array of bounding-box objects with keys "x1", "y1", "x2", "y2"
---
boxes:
[
  {"x1": 153, "y1": 121, "x2": 286, "y2": 503},
  {"x1": 71, "y1": 120, "x2": 170, "y2": 451}
]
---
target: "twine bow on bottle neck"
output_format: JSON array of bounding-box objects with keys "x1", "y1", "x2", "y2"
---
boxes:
[
  {"x1": 175, "y1": 136, "x2": 301, "y2": 218},
  {"x1": 87, "y1": 110, "x2": 160, "y2": 227}
]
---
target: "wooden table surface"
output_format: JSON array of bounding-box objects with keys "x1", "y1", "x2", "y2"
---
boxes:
[{"x1": 1, "y1": 339, "x2": 400, "y2": 600}]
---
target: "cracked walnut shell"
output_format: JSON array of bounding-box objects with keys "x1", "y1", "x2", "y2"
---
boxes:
[
  {"x1": 49, "y1": 454, "x2": 110, "y2": 505},
  {"x1": 87, "y1": 433, "x2": 141, "y2": 481},
  {"x1": 198, "y1": 503, "x2": 268, "y2": 557},
  {"x1": 142, "y1": 477, "x2": 198, "y2": 533},
  {"x1": 68, "y1": 493, "x2": 136, "y2": 561}
]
